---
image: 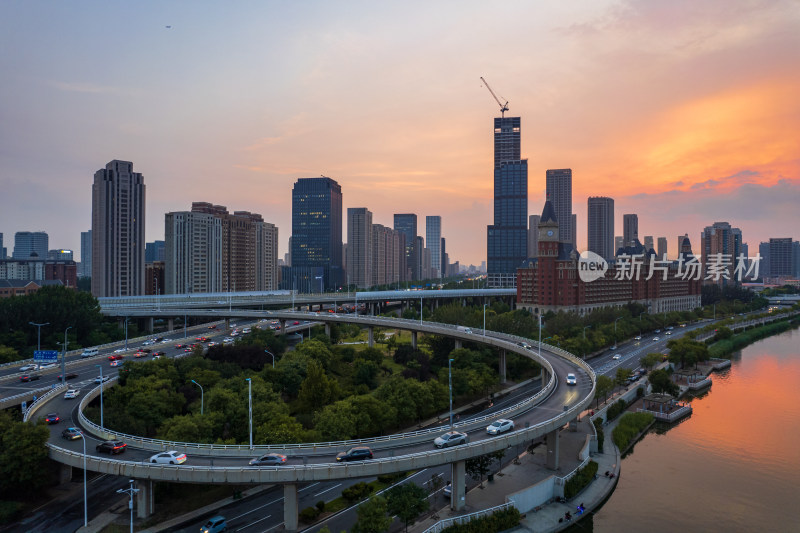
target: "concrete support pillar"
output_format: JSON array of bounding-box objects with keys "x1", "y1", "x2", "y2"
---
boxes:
[
  {"x1": 167, "y1": 318, "x2": 174, "y2": 332},
  {"x1": 368, "y1": 327, "x2": 374, "y2": 347},
  {"x1": 280, "y1": 320, "x2": 286, "y2": 335},
  {"x1": 59, "y1": 464, "x2": 72, "y2": 484},
  {"x1": 451, "y1": 460, "x2": 466, "y2": 511},
  {"x1": 454, "y1": 339, "x2": 462, "y2": 350},
  {"x1": 411, "y1": 331, "x2": 418, "y2": 349},
  {"x1": 546, "y1": 428, "x2": 560, "y2": 470},
  {"x1": 284, "y1": 483, "x2": 299, "y2": 532},
  {"x1": 500, "y1": 350, "x2": 507, "y2": 384},
  {"x1": 225, "y1": 318, "x2": 230, "y2": 329},
  {"x1": 136, "y1": 479, "x2": 155, "y2": 518},
  {"x1": 325, "y1": 323, "x2": 331, "y2": 336},
  {"x1": 146, "y1": 317, "x2": 154, "y2": 333},
  {"x1": 117, "y1": 318, "x2": 125, "y2": 329},
  {"x1": 435, "y1": 299, "x2": 440, "y2": 309}
]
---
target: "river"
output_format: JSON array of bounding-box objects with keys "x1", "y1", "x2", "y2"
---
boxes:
[{"x1": 582, "y1": 328, "x2": 800, "y2": 532}]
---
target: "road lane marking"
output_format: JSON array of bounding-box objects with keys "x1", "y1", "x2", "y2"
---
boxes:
[{"x1": 313, "y1": 483, "x2": 342, "y2": 497}]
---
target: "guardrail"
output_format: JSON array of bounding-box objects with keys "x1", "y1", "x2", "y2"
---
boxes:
[
  {"x1": 23, "y1": 383, "x2": 68, "y2": 422},
  {"x1": 422, "y1": 502, "x2": 515, "y2": 533}
]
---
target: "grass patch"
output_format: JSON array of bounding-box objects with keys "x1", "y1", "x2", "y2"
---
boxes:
[
  {"x1": 612, "y1": 412, "x2": 655, "y2": 452},
  {"x1": 322, "y1": 472, "x2": 411, "y2": 513},
  {"x1": 708, "y1": 318, "x2": 799, "y2": 359}
]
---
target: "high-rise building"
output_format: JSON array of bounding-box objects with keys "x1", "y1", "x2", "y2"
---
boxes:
[
  {"x1": 165, "y1": 210, "x2": 224, "y2": 294},
  {"x1": 145, "y1": 261, "x2": 165, "y2": 295},
  {"x1": 587, "y1": 197, "x2": 614, "y2": 261},
  {"x1": 623, "y1": 214, "x2": 638, "y2": 247},
  {"x1": 545, "y1": 169, "x2": 573, "y2": 248},
  {"x1": 0, "y1": 233, "x2": 5, "y2": 259},
  {"x1": 487, "y1": 116, "x2": 527, "y2": 288},
  {"x1": 678, "y1": 234, "x2": 692, "y2": 257},
  {"x1": 700, "y1": 222, "x2": 743, "y2": 285},
  {"x1": 145, "y1": 241, "x2": 165, "y2": 263},
  {"x1": 394, "y1": 214, "x2": 418, "y2": 280},
  {"x1": 614, "y1": 236, "x2": 623, "y2": 255},
  {"x1": 79, "y1": 230, "x2": 92, "y2": 278},
  {"x1": 13, "y1": 231, "x2": 49, "y2": 259},
  {"x1": 47, "y1": 249, "x2": 73, "y2": 261},
  {"x1": 758, "y1": 242, "x2": 770, "y2": 278},
  {"x1": 347, "y1": 208, "x2": 373, "y2": 288},
  {"x1": 441, "y1": 237, "x2": 447, "y2": 277},
  {"x1": 255, "y1": 221, "x2": 279, "y2": 292},
  {"x1": 657, "y1": 237, "x2": 668, "y2": 260},
  {"x1": 91, "y1": 160, "x2": 146, "y2": 297},
  {"x1": 426, "y1": 216, "x2": 442, "y2": 278},
  {"x1": 793, "y1": 241, "x2": 800, "y2": 278},
  {"x1": 644, "y1": 236, "x2": 654, "y2": 252},
  {"x1": 768, "y1": 238, "x2": 794, "y2": 277},
  {"x1": 528, "y1": 215, "x2": 540, "y2": 259},
  {"x1": 416, "y1": 236, "x2": 427, "y2": 280},
  {"x1": 571, "y1": 214, "x2": 577, "y2": 250},
  {"x1": 285, "y1": 177, "x2": 343, "y2": 292}
]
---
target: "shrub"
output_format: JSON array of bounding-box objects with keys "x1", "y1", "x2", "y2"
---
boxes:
[
  {"x1": 315, "y1": 500, "x2": 325, "y2": 512},
  {"x1": 442, "y1": 506, "x2": 521, "y2": 532},
  {"x1": 606, "y1": 399, "x2": 628, "y2": 421},
  {"x1": 299, "y1": 506, "x2": 320, "y2": 523},
  {"x1": 0, "y1": 501, "x2": 23, "y2": 525},
  {"x1": 564, "y1": 461, "x2": 599, "y2": 500},
  {"x1": 378, "y1": 471, "x2": 407, "y2": 485},
  {"x1": 612, "y1": 412, "x2": 655, "y2": 452},
  {"x1": 342, "y1": 482, "x2": 374, "y2": 503}
]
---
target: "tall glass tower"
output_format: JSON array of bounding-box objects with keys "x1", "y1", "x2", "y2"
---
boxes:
[{"x1": 487, "y1": 117, "x2": 528, "y2": 288}]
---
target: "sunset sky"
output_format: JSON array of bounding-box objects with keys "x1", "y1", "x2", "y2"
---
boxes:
[{"x1": 1, "y1": 0, "x2": 798, "y2": 266}]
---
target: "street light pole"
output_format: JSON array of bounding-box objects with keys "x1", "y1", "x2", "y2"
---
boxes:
[
  {"x1": 448, "y1": 358, "x2": 455, "y2": 428},
  {"x1": 246, "y1": 378, "x2": 253, "y2": 450},
  {"x1": 583, "y1": 325, "x2": 592, "y2": 339},
  {"x1": 190, "y1": 380, "x2": 204, "y2": 415},
  {"x1": 483, "y1": 303, "x2": 488, "y2": 336},
  {"x1": 538, "y1": 313, "x2": 543, "y2": 356},
  {"x1": 124, "y1": 317, "x2": 129, "y2": 350},
  {"x1": 116, "y1": 480, "x2": 139, "y2": 533},
  {"x1": 29, "y1": 321, "x2": 50, "y2": 351},
  {"x1": 420, "y1": 296, "x2": 423, "y2": 325},
  {"x1": 95, "y1": 364, "x2": 104, "y2": 429},
  {"x1": 264, "y1": 349, "x2": 275, "y2": 368},
  {"x1": 613, "y1": 318, "x2": 622, "y2": 348},
  {"x1": 61, "y1": 326, "x2": 72, "y2": 387},
  {"x1": 77, "y1": 430, "x2": 87, "y2": 527}
]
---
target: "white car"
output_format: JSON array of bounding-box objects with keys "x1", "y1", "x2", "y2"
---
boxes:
[
  {"x1": 653, "y1": 337, "x2": 660, "y2": 342},
  {"x1": 64, "y1": 389, "x2": 80, "y2": 399},
  {"x1": 38, "y1": 362, "x2": 57, "y2": 369},
  {"x1": 113, "y1": 348, "x2": 127, "y2": 354},
  {"x1": 161, "y1": 338, "x2": 171, "y2": 343},
  {"x1": 433, "y1": 431, "x2": 468, "y2": 448},
  {"x1": 94, "y1": 375, "x2": 111, "y2": 384},
  {"x1": 612, "y1": 354, "x2": 621, "y2": 360},
  {"x1": 665, "y1": 331, "x2": 672, "y2": 335},
  {"x1": 634, "y1": 336, "x2": 642, "y2": 341},
  {"x1": 19, "y1": 364, "x2": 38, "y2": 372},
  {"x1": 149, "y1": 451, "x2": 187, "y2": 465},
  {"x1": 142, "y1": 340, "x2": 155, "y2": 346},
  {"x1": 242, "y1": 327, "x2": 251, "y2": 334},
  {"x1": 486, "y1": 419, "x2": 514, "y2": 435},
  {"x1": 566, "y1": 373, "x2": 577, "y2": 386}
]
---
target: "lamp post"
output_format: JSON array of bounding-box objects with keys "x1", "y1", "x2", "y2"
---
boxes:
[
  {"x1": 116, "y1": 480, "x2": 139, "y2": 533},
  {"x1": 264, "y1": 349, "x2": 275, "y2": 368},
  {"x1": 61, "y1": 326, "x2": 72, "y2": 387},
  {"x1": 77, "y1": 429, "x2": 88, "y2": 527},
  {"x1": 124, "y1": 317, "x2": 129, "y2": 350},
  {"x1": 95, "y1": 364, "x2": 104, "y2": 429},
  {"x1": 613, "y1": 317, "x2": 622, "y2": 348},
  {"x1": 246, "y1": 378, "x2": 253, "y2": 450},
  {"x1": 583, "y1": 325, "x2": 592, "y2": 339},
  {"x1": 29, "y1": 321, "x2": 49, "y2": 351},
  {"x1": 483, "y1": 303, "x2": 488, "y2": 336},
  {"x1": 420, "y1": 296, "x2": 423, "y2": 325},
  {"x1": 537, "y1": 313, "x2": 543, "y2": 356},
  {"x1": 190, "y1": 380, "x2": 204, "y2": 415},
  {"x1": 448, "y1": 358, "x2": 455, "y2": 429}
]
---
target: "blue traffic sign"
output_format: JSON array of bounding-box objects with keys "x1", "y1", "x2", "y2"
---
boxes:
[{"x1": 33, "y1": 350, "x2": 59, "y2": 363}]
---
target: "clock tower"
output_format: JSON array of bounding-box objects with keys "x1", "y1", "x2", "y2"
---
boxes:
[{"x1": 538, "y1": 200, "x2": 560, "y2": 258}]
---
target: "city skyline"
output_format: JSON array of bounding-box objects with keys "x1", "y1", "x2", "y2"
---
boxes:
[{"x1": 1, "y1": 2, "x2": 799, "y2": 265}]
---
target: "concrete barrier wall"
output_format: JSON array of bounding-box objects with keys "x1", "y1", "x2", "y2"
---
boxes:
[{"x1": 507, "y1": 475, "x2": 556, "y2": 513}]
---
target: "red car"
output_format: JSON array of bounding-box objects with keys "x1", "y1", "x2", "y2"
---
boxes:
[
  {"x1": 207, "y1": 325, "x2": 217, "y2": 330},
  {"x1": 174, "y1": 344, "x2": 186, "y2": 349},
  {"x1": 108, "y1": 354, "x2": 123, "y2": 361},
  {"x1": 293, "y1": 321, "x2": 300, "y2": 325}
]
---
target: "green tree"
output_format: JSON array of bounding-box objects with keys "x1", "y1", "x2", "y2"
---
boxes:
[
  {"x1": 0, "y1": 345, "x2": 18, "y2": 364},
  {"x1": 0, "y1": 413, "x2": 51, "y2": 498},
  {"x1": 386, "y1": 483, "x2": 429, "y2": 532},
  {"x1": 351, "y1": 495, "x2": 392, "y2": 533},
  {"x1": 465, "y1": 451, "x2": 504, "y2": 487},
  {"x1": 639, "y1": 352, "x2": 662, "y2": 371},
  {"x1": 648, "y1": 369, "x2": 679, "y2": 397},
  {"x1": 298, "y1": 360, "x2": 339, "y2": 411},
  {"x1": 614, "y1": 367, "x2": 632, "y2": 389},
  {"x1": 595, "y1": 375, "x2": 614, "y2": 408},
  {"x1": 667, "y1": 337, "x2": 709, "y2": 369}
]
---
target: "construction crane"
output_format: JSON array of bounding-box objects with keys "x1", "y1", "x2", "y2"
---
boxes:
[{"x1": 480, "y1": 76, "x2": 509, "y2": 117}]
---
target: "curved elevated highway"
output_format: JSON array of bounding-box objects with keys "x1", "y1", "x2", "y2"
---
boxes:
[{"x1": 25, "y1": 313, "x2": 595, "y2": 531}]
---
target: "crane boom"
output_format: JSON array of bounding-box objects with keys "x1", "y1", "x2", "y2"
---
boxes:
[{"x1": 480, "y1": 76, "x2": 509, "y2": 117}]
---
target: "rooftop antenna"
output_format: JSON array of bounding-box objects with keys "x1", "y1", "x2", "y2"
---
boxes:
[{"x1": 480, "y1": 76, "x2": 509, "y2": 117}]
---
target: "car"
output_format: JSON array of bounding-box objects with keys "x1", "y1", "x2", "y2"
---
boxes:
[
  {"x1": 94, "y1": 375, "x2": 111, "y2": 384},
  {"x1": 38, "y1": 362, "x2": 56, "y2": 369},
  {"x1": 516, "y1": 342, "x2": 532, "y2": 349},
  {"x1": 433, "y1": 431, "x2": 468, "y2": 449},
  {"x1": 138, "y1": 348, "x2": 152, "y2": 353},
  {"x1": 150, "y1": 451, "x2": 187, "y2": 465},
  {"x1": 679, "y1": 323, "x2": 687, "y2": 328},
  {"x1": 108, "y1": 354, "x2": 123, "y2": 361},
  {"x1": 666, "y1": 326, "x2": 674, "y2": 330},
  {"x1": 96, "y1": 440, "x2": 127, "y2": 454},
  {"x1": 61, "y1": 427, "x2": 82, "y2": 440},
  {"x1": 653, "y1": 337, "x2": 660, "y2": 342},
  {"x1": 230, "y1": 331, "x2": 239, "y2": 337},
  {"x1": 336, "y1": 446, "x2": 374, "y2": 462},
  {"x1": 161, "y1": 338, "x2": 172, "y2": 343},
  {"x1": 64, "y1": 389, "x2": 80, "y2": 399},
  {"x1": 293, "y1": 321, "x2": 300, "y2": 325},
  {"x1": 654, "y1": 329, "x2": 661, "y2": 334},
  {"x1": 249, "y1": 453, "x2": 288, "y2": 466},
  {"x1": 610, "y1": 345, "x2": 617, "y2": 350},
  {"x1": 665, "y1": 331, "x2": 672, "y2": 335},
  {"x1": 152, "y1": 351, "x2": 166, "y2": 356},
  {"x1": 242, "y1": 327, "x2": 251, "y2": 334},
  {"x1": 208, "y1": 325, "x2": 218, "y2": 330},
  {"x1": 20, "y1": 374, "x2": 41, "y2": 382},
  {"x1": 565, "y1": 373, "x2": 577, "y2": 386},
  {"x1": 443, "y1": 482, "x2": 452, "y2": 497},
  {"x1": 44, "y1": 413, "x2": 60, "y2": 424},
  {"x1": 200, "y1": 515, "x2": 228, "y2": 533},
  {"x1": 113, "y1": 348, "x2": 127, "y2": 354},
  {"x1": 19, "y1": 364, "x2": 38, "y2": 372},
  {"x1": 486, "y1": 419, "x2": 515, "y2": 435},
  {"x1": 58, "y1": 372, "x2": 78, "y2": 380},
  {"x1": 207, "y1": 341, "x2": 217, "y2": 347},
  {"x1": 634, "y1": 335, "x2": 642, "y2": 341},
  {"x1": 142, "y1": 340, "x2": 155, "y2": 346},
  {"x1": 110, "y1": 360, "x2": 121, "y2": 367},
  {"x1": 174, "y1": 344, "x2": 186, "y2": 349},
  {"x1": 612, "y1": 354, "x2": 621, "y2": 360},
  {"x1": 134, "y1": 351, "x2": 148, "y2": 358},
  {"x1": 153, "y1": 354, "x2": 163, "y2": 359}
]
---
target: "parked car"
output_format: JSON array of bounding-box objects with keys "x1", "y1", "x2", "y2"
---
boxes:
[
  {"x1": 433, "y1": 431, "x2": 468, "y2": 448},
  {"x1": 486, "y1": 419, "x2": 514, "y2": 435},
  {"x1": 335, "y1": 446, "x2": 374, "y2": 462},
  {"x1": 62, "y1": 427, "x2": 82, "y2": 440},
  {"x1": 64, "y1": 389, "x2": 80, "y2": 399},
  {"x1": 20, "y1": 374, "x2": 41, "y2": 382},
  {"x1": 565, "y1": 373, "x2": 577, "y2": 386},
  {"x1": 96, "y1": 440, "x2": 127, "y2": 454},
  {"x1": 149, "y1": 451, "x2": 187, "y2": 465},
  {"x1": 200, "y1": 515, "x2": 227, "y2": 533},
  {"x1": 249, "y1": 453, "x2": 287, "y2": 466},
  {"x1": 44, "y1": 413, "x2": 60, "y2": 424},
  {"x1": 58, "y1": 372, "x2": 78, "y2": 380}
]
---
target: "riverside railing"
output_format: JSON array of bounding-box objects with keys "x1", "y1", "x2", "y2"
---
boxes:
[{"x1": 422, "y1": 502, "x2": 515, "y2": 533}]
